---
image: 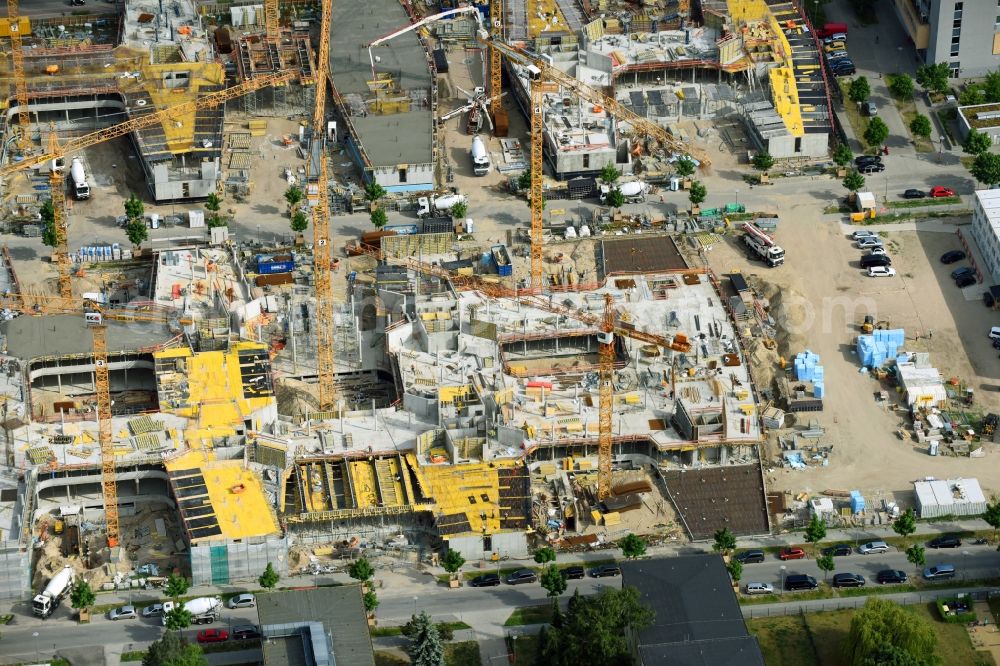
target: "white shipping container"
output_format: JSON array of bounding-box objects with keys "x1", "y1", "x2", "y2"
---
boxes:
[{"x1": 189, "y1": 210, "x2": 205, "y2": 228}]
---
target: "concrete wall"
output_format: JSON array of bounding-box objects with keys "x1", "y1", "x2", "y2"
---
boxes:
[
  {"x1": 367, "y1": 163, "x2": 435, "y2": 193},
  {"x1": 926, "y1": 0, "x2": 1000, "y2": 78},
  {"x1": 766, "y1": 132, "x2": 829, "y2": 159},
  {"x1": 148, "y1": 158, "x2": 221, "y2": 202},
  {"x1": 445, "y1": 530, "x2": 528, "y2": 561}
]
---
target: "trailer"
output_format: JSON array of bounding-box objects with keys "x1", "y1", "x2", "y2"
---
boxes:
[{"x1": 490, "y1": 244, "x2": 512, "y2": 277}]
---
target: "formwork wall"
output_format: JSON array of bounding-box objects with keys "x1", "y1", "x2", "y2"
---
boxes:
[
  {"x1": 0, "y1": 545, "x2": 30, "y2": 600},
  {"x1": 189, "y1": 535, "x2": 289, "y2": 586}
]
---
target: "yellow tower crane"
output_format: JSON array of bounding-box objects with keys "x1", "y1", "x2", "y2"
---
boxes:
[
  {"x1": 264, "y1": 0, "x2": 280, "y2": 42},
  {"x1": 6, "y1": 0, "x2": 30, "y2": 151},
  {"x1": 46, "y1": 132, "x2": 72, "y2": 300},
  {"x1": 489, "y1": 0, "x2": 503, "y2": 118},
  {"x1": 597, "y1": 294, "x2": 615, "y2": 499}
]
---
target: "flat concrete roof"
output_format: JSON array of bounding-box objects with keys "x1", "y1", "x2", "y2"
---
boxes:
[
  {"x1": 2, "y1": 315, "x2": 175, "y2": 360},
  {"x1": 329, "y1": 0, "x2": 434, "y2": 167}
]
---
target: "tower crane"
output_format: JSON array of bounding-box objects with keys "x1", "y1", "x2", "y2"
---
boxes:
[
  {"x1": 488, "y1": 0, "x2": 503, "y2": 118},
  {"x1": 309, "y1": 0, "x2": 336, "y2": 411},
  {"x1": 46, "y1": 132, "x2": 71, "y2": 300},
  {"x1": 6, "y1": 0, "x2": 30, "y2": 151},
  {"x1": 264, "y1": 0, "x2": 280, "y2": 43},
  {"x1": 597, "y1": 294, "x2": 615, "y2": 499}
]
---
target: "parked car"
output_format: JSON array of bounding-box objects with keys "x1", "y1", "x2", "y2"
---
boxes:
[
  {"x1": 864, "y1": 101, "x2": 877, "y2": 116},
  {"x1": 785, "y1": 574, "x2": 818, "y2": 591},
  {"x1": 952, "y1": 266, "x2": 975, "y2": 279},
  {"x1": 902, "y1": 189, "x2": 926, "y2": 199},
  {"x1": 956, "y1": 274, "x2": 977, "y2": 288},
  {"x1": 744, "y1": 582, "x2": 774, "y2": 595},
  {"x1": 928, "y1": 535, "x2": 962, "y2": 548},
  {"x1": 861, "y1": 253, "x2": 892, "y2": 268},
  {"x1": 506, "y1": 569, "x2": 538, "y2": 585},
  {"x1": 831, "y1": 64, "x2": 856, "y2": 76},
  {"x1": 991, "y1": 326, "x2": 1000, "y2": 341},
  {"x1": 141, "y1": 603, "x2": 164, "y2": 618},
  {"x1": 826, "y1": 50, "x2": 849, "y2": 60},
  {"x1": 868, "y1": 247, "x2": 888, "y2": 256},
  {"x1": 822, "y1": 544, "x2": 852, "y2": 557},
  {"x1": 469, "y1": 573, "x2": 501, "y2": 587},
  {"x1": 876, "y1": 569, "x2": 908, "y2": 584},
  {"x1": 832, "y1": 573, "x2": 866, "y2": 588},
  {"x1": 940, "y1": 250, "x2": 967, "y2": 264},
  {"x1": 923, "y1": 564, "x2": 956, "y2": 580},
  {"x1": 197, "y1": 629, "x2": 230, "y2": 644},
  {"x1": 561, "y1": 566, "x2": 586, "y2": 580},
  {"x1": 735, "y1": 550, "x2": 766, "y2": 564},
  {"x1": 824, "y1": 33, "x2": 847, "y2": 44},
  {"x1": 854, "y1": 155, "x2": 882, "y2": 168},
  {"x1": 227, "y1": 593, "x2": 256, "y2": 609},
  {"x1": 589, "y1": 565, "x2": 622, "y2": 578},
  {"x1": 108, "y1": 605, "x2": 137, "y2": 621},
  {"x1": 852, "y1": 229, "x2": 879, "y2": 240},
  {"x1": 860, "y1": 162, "x2": 885, "y2": 174},
  {"x1": 778, "y1": 547, "x2": 807, "y2": 561},
  {"x1": 824, "y1": 41, "x2": 846, "y2": 53},
  {"x1": 232, "y1": 625, "x2": 262, "y2": 640},
  {"x1": 867, "y1": 266, "x2": 897, "y2": 278},
  {"x1": 930, "y1": 186, "x2": 955, "y2": 198},
  {"x1": 860, "y1": 541, "x2": 890, "y2": 555},
  {"x1": 857, "y1": 237, "x2": 884, "y2": 249}
]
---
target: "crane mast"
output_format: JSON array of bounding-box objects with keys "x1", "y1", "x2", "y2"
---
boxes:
[
  {"x1": 7, "y1": 1, "x2": 30, "y2": 151},
  {"x1": 489, "y1": 0, "x2": 503, "y2": 117},
  {"x1": 597, "y1": 294, "x2": 615, "y2": 499}
]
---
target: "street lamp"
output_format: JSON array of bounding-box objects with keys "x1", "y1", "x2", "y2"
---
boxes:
[
  {"x1": 412, "y1": 596, "x2": 418, "y2": 617},
  {"x1": 779, "y1": 565, "x2": 787, "y2": 592},
  {"x1": 735, "y1": 189, "x2": 740, "y2": 207},
  {"x1": 32, "y1": 631, "x2": 39, "y2": 660}
]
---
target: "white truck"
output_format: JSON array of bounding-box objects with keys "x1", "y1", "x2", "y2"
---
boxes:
[
  {"x1": 70, "y1": 158, "x2": 91, "y2": 200},
  {"x1": 599, "y1": 180, "x2": 648, "y2": 204},
  {"x1": 471, "y1": 136, "x2": 490, "y2": 176},
  {"x1": 161, "y1": 596, "x2": 222, "y2": 625},
  {"x1": 32, "y1": 566, "x2": 74, "y2": 619},
  {"x1": 417, "y1": 193, "x2": 466, "y2": 219},
  {"x1": 742, "y1": 222, "x2": 785, "y2": 267}
]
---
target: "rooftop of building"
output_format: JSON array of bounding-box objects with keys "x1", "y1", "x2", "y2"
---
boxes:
[
  {"x1": 1, "y1": 314, "x2": 176, "y2": 360},
  {"x1": 975, "y1": 189, "x2": 1000, "y2": 227},
  {"x1": 257, "y1": 586, "x2": 375, "y2": 666},
  {"x1": 622, "y1": 554, "x2": 765, "y2": 666},
  {"x1": 122, "y1": 0, "x2": 212, "y2": 60},
  {"x1": 152, "y1": 247, "x2": 247, "y2": 319},
  {"x1": 959, "y1": 103, "x2": 1000, "y2": 131}
]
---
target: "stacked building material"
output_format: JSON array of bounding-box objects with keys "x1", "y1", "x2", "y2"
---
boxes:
[
  {"x1": 794, "y1": 350, "x2": 824, "y2": 399},
  {"x1": 856, "y1": 329, "x2": 906, "y2": 367}
]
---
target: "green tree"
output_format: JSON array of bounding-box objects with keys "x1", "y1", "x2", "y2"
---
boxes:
[
  {"x1": 517, "y1": 168, "x2": 532, "y2": 191},
  {"x1": 713, "y1": 527, "x2": 737, "y2": 555},
  {"x1": 125, "y1": 218, "x2": 148, "y2": 247},
  {"x1": 441, "y1": 549, "x2": 465, "y2": 575},
  {"x1": 537, "y1": 587, "x2": 654, "y2": 666},
  {"x1": 40, "y1": 200, "x2": 57, "y2": 247},
  {"x1": 892, "y1": 508, "x2": 917, "y2": 544},
  {"x1": 752, "y1": 151, "x2": 775, "y2": 172},
  {"x1": 363, "y1": 589, "x2": 379, "y2": 615},
  {"x1": 364, "y1": 182, "x2": 387, "y2": 202},
  {"x1": 204, "y1": 193, "x2": 221, "y2": 214},
  {"x1": 804, "y1": 514, "x2": 827, "y2": 555},
  {"x1": 909, "y1": 114, "x2": 932, "y2": 139},
  {"x1": 889, "y1": 74, "x2": 914, "y2": 99},
  {"x1": 370, "y1": 208, "x2": 388, "y2": 229},
  {"x1": 124, "y1": 193, "x2": 144, "y2": 221},
  {"x1": 843, "y1": 169, "x2": 866, "y2": 195},
  {"x1": 207, "y1": 214, "x2": 227, "y2": 228},
  {"x1": 843, "y1": 597, "x2": 937, "y2": 666},
  {"x1": 163, "y1": 606, "x2": 193, "y2": 632},
  {"x1": 348, "y1": 556, "x2": 375, "y2": 584},
  {"x1": 407, "y1": 611, "x2": 444, "y2": 666},
  {"x1": 284, "y1": 185, "x2": 304, "y2": 209},
  {"x1": 984, "y1": 70, "x2": 1000, "y2": 103},
  {"x1": 259, "y1": 562, "x2": 280, "y2": 589},
  {"x1": 817, "y1": 554, "x2": 836, "y2": 581},
  {"x1": 606, "y1": 187, "x2": 625, "y2": 208},
  {"x1": 540, "y1": 564, "x2": 568, "y2": 598},
  {"x1": 959, "y1": 84, "x2": 987, "y2": 107},
  {"x1": 533, "y1": 546, "x2": 556, "y2": 564},
  {"x1": 963, "y1": 128, "x2": 993, "y2": 155},
  {"x1": 862, "y1": 642, "x2": 925, "y2": 666},
  {"x1": 916, "y1": 62, "x2": 950, "y2": 94},
  {"x1": 848, "y1": 77, "x2": 871, "y2": 104},
  {"x1": 905, "y1": 544, "x2": 926, "y2": 572},
  {"x1": 143, "y1": 630, "x2": 207, "y2": 666},
  {"x1": 970, "y1": 151, "x2": 1000, "y2": 187},
  {"x1": 688, "y1": 181, "x2": 707, "y2": 206},
  {"x1": 832, "y1": 143, "x2": 853, "y2": 168},
  {"x1": 864, "y1": 117, "x2": 890, "y2": 148},
  {"x1": 674, "y1": 157, "x2": 696, "y2": 178},
  {"x1": 600, "y1": 163, "x2": 620, "y2": 184},
  {"x1": 70, "y1": 579, "x2": 95, "y2": 612},
  {"x1": 620, "y1": 533, "x2": 647, "y2": 559},
  {"x1": 164, "y1": 574, "x2": 190, "y2": 600},
  {"x1": 982, "y1": 499, "x2": 1000, "y2": 541},
  {"x1": 726, "y1": 560, "x2": 743, "y2": 583},
  {"x1": 450, "y1": 201, "x2": 468, "y2": 219},
  {"x1": 290, "y1": 210, "x2": 309, "y2": 233}
]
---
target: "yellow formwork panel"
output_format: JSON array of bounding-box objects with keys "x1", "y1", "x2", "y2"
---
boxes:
[
  {"x1": 528, "y1": 0, "x2": 569, "y2": 39},
  {"x1": 413, "y1": 459, "x2": 525, "y2": 535},
  {"x1": 136, "y1": 62, "x2": 226, "y2": 154},
  {"x1": 166, "y1": 450, "x2": 278, "y2": 541},
  {"x1": 727, "y1": 0, "x2": 769, "y2": 23},
  {"x1": 349, "y1": 461, "x2": 379, "y2": 509}
]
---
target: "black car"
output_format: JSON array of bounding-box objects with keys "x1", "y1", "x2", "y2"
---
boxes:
[
  {"x1": 561, "y1": 566, "x2": 586, "y2": 580},
  {"x1": 590, "y1": 565, "x2": 622, "y2": 578},
  {"x1": 232, "y1": 625, "x2": 262, "y2": 641},
  {"x1": 832, "y1": 573, "x2": 866, "y2": 588},
  {"x1": 928, "y1": 535, "x2": 962, "y2": 549},
  {"x1": 506, "y1": 569, "x2": 538, "y2": 585},
  {"x1": 876, "y1": 569, "x2": 908, "y2": 584},
  {"x1": 956, "y1": 274, "x2": 977, "y2": 288},
  {"x1": 469, "y1": 573, "x2": 501, "y2": 587},
  {"x1": 951, "y1": 266, "x2": 975, "y2": 279},
  {"x1": 822, "y1": 544, "x2": 853, "y2": 557},
  {"x1": 940, "y1": 250, "x2": 967, "y2": 264},
  {"x1": 855, "y1": 155, "x2": 882, "y2": 167},
  {"x1": 861, "y1": 163, "x2": 886, "y2": 174},
  {"x1": 735, "y1": 550, "x2": 766, "y2": 564},
  {"x1": 902, "y1": 189, "x2": 926, "y2": 199},
  {"x1": 832, "y1": 65, "x2": 856, "y2": 76}
]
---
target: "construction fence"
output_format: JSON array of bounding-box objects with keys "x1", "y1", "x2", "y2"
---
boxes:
[{"x1": 189, "y1": 535, "x2": 289, "y2": 587}]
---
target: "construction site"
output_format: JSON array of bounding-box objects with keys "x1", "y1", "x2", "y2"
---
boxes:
[{"x1": 0, "y1": 0, "x2": 844, "y2": 602}]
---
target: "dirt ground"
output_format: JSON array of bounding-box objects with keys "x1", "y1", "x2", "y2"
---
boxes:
[{"x1": 703, "y1": 209, "x2": 1000, "y2": 508}]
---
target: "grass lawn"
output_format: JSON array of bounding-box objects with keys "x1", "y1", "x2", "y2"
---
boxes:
[
  {"x1": 374, "y1": 650, "x2": 409, "y2": 665},
  {"x1": 897, "y1": 99, "x2": 936, "y2": 153},
  {"x1": 504, "y1": 604, "x2": 555, "y2": 626},
  {"x1": 445, "y1": 640, "x2": 482, "y2": 666},
  {"x1": 839, "y1": 80, "x2": 874, "y2": 152},
  {"x1": 510, "y1": 633, "x2": 539, "y2": 664},
  {"x1": 747, "y1": 615, "x2": 818, "y2": 666}
]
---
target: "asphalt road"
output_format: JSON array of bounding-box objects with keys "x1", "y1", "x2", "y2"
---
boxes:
[
  {"x1": 0, "y1": 1, "x2": 118, "y2": 18},
  {"x1": 737, "y1": 541, "x2": 1000, "y2": 593}
]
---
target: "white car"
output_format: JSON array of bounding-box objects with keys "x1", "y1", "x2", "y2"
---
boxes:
[
  {"x1": 852, "y1": 230, "x2": 877, "y2": 240},
  {"x1": 744, "y1": 582, "x2": 774, "y2": 595},
  {"x1": 108, "y1": 605, "x2": 137, "y2": 621},
  {"x1": 860, "y1": 540, "x2": 890, "y2": 554},
  {"x1": 868, "y1": 247, "x2": 888, "y2": 257},
  {"x1": 227, "y1": 593, "x2": 256, "y2": 609},
  {"x1": 858, "y1": 237, "x2": 884, "y2": 249},
  {"x1": 990, "y1": 326, "x2": 1000, "y2": 340},
  {"x1": 868, "y1": 266, "x2": 897, "y2": 278}
]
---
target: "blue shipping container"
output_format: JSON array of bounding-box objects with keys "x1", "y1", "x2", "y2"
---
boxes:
[{"x1": 258, "y1": 260, "x2": 295, "y2": 275}]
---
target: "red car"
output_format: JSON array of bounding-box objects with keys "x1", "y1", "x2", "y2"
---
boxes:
[
  {"x1": 929, "y1": 186, "x2": 955, "y2": 198},
  {"x1": 778, "y1": 547, "x2": 807, "y2": 560},
  {"x1": 197, "y1": 629, "x2": 229, "y2": 644}
]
